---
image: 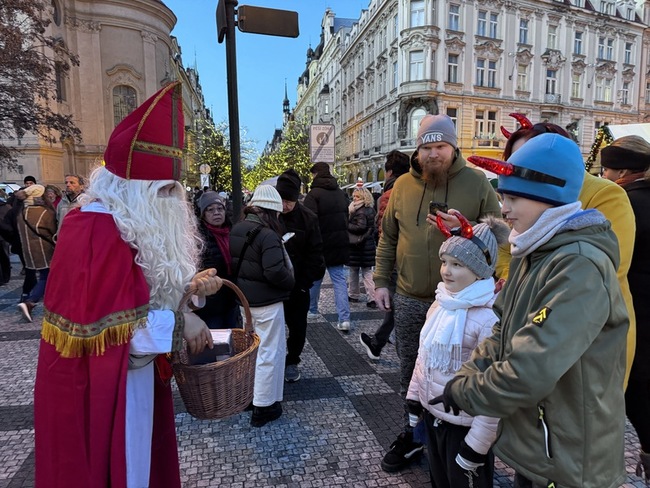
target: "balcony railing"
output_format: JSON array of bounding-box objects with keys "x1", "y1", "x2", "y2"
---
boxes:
[{"x1": 544, "y1": 93, "x2": 562, "y2": 104}]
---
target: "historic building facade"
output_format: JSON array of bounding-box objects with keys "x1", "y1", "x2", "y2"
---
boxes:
[
  {"x1": 292, "y1": 0, "x2": 650, "y2": 184},
  {"x1": 1, "y1": 0, "x2": 209, "y2": 187}
]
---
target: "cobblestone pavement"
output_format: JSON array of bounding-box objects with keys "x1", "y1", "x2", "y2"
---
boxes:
[{"x1": 0, "y1": 262, "x2": 646, "y2": 487}]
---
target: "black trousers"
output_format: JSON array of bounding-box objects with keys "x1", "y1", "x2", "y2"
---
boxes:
[
  {"x1": 626, "y1": 373, "x2": 650, "y2": 452},
  {"x1": 284, "y1": 288, "x2": 310, "y2": 366},
  {"x1": 423, "y1": 411, "x2": 494, "y2": 488}
]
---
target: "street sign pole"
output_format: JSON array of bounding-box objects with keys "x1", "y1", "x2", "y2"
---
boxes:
[
  {"x1": 216, "y1": 1, "x2": 298, "y2": 222},
  {"x1": 221, "y1": 0, "x2": 243, "y2": 221}
]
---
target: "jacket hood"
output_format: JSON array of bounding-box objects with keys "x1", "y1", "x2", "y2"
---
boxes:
[
  {"x1": 540, "y1": 209, "x2": 619, "y2": 269},
  {"x1": 310, "y1": 174, "x2": 340, "y2": 191}
]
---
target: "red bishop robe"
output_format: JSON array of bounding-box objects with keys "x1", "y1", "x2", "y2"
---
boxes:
[{"x1": 34, "y1": 207, "x2": 181, "y2": 488}]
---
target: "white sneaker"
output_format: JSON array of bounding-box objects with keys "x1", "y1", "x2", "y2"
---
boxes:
[
  {"x1": 307, "y1": 312, "x2": 319, "y2": 319},
  {"x1": 337, "y1": 321, "x2": 350, "y2": 332}
]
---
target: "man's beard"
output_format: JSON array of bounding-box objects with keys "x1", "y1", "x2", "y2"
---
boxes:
[
  {"x1": 421, "y1": 159, "x2": 450, "y2": 185},
  {"x1": 85, "y1": 168, "x2": 200, "y2": 310}
]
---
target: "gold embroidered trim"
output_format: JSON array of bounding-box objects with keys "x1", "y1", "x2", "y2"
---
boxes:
[
  {"x1": 41, "y1": 305, "x2": 149, "y2": 358},
  {"x1": 126, "y1": 81, "x2": 181, "y2": 179},
  {"x1": 133, "y1": 141, "x2": 183, "y2": 159}
]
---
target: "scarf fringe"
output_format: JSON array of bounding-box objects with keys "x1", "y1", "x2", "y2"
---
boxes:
[{"x1": 41, "y1": 318, "x2": 146, "y2": 358}]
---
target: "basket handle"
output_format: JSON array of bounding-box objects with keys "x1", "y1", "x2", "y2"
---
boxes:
[{"x1": 178, "y1": 279, "x2": 254, "y2": 333}]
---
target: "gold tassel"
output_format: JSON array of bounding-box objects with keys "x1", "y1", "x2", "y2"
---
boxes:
[{"x1": 41, "y1": 318, "x2": 147, "y2": 358}]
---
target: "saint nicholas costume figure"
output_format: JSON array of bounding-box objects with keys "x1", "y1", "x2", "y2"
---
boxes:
[{"x1": 34, "y1": 82, "x2": 220, "y2": 488}]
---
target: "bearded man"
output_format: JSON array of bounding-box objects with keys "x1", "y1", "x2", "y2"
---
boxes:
[
  {"x1": 33, "y1": 82, "x2": 220, "y2": 488},
  {"x1": 374, "y1": 114, "x2": 501, "y2": 473}
]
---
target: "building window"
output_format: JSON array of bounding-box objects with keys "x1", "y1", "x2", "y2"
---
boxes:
[
  {"x1": 621, "y1": 82, "x2": 630, "y2": 104},
  {"x1": 448, "y1": 4, "x2": 460, "y2": 30},
  {"x1": 646, "y1": 82, "x2": 650, "y2": 103},
  {"x1": 409, "y1": 50, "x2": 424, "y2": 81},
  {"x1": 624, "y1": 42, "x2": 632, "y2": 64},
  {"x1": 446, "y1": 107, "x2": 458, "y2": 127},
  {"x1": 598, "y1": 37, "x2": 605, "y2": 59},
  {"x1": 393, "y1": 14, "x2": 398, "y2": 39},
  {"x1": 410, "y1": 108, "x2": 426, "y2": 139},
  {"x1": 379, "y1": 117, "x2": 385, "y2": 145},
  {"x1": 600, "y1": 0, "x2": 614, "y2": 14},
  {"x1": 571, "y1": 73, "x2": 582, "y2": 98},
  {"x1": 410, "y1": 0, "x2": 425, "y2": 27},
  {"x1": 391, "y1": 112, "x2": 398, "y2": 142},
  {"x1": 477, "y1": 10, "x2": 487, "y2": 36},
  {"x1": 113, "y1": 85, "x2": 137, "y2": 127},
  {"x1": 55, "y1": 62, "x2": 66, "y2": 102},
  {"x1": 447, "y1": 54, "x2": 459, "y2": 83},
  {"x1": 378, "y1": 71, "x2": 386, "y2": 97},
  {"x1": 572, "y1": 0, "x2": 584, "y2": 6},
  {"x1": 517, "y1": 64, "x2": 528, "y2": 91},
  {"x1": 487, "y1": 60, "x2": 497, "y2": 87},
  {"x1": 546, "y1": 70, "x2": 557, "y2": 94},
  {"x1": 574, "y1": 32, "x2": 583, "y2": 55},
  {"x1": 606, "y1": 39, "x2": 613, "y2": 60},
  {"x1": 475, "y1": 110, "x2": 498, "y2": 147},
  {"x1": 392, "y1": 61, "x2": 398, "y2": 89},
  {"x1": 547, "y1": 25, "x2": 557, "y2": 50},
  {"x1": 476, "y1": 58, "x2": 485, "y2": 86},
  {"x1": 52, "y1": 0, "x2": 61, "y2": 26},
  {"x1": 519, "y1": 19, "x2": 528, "y2": 44},
  {"x1": 489, "y1": 12, "x2": 498, "y2": 38},
  {"x1": 595, "y1": 77, "x2": 613, "y2": 101},
  {"x1": 626, "y1": 7, "x2": 634, "y2": 20}
]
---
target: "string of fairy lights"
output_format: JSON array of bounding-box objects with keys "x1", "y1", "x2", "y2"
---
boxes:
[{"x1": 585, "y1": 126, "x2": 614, "y2": 172}]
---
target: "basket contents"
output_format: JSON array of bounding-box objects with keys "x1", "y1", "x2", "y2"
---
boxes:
[{"x1": 188, "y1": 330, "x2": 233, "y2": 365}]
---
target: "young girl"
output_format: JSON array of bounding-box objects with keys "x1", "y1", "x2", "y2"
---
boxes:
[{"x1": 406, "y1": 212, "x2": 509, "y2": 488}]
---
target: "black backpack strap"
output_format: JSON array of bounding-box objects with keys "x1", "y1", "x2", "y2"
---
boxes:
[{"x1": 233, "y1": 225, "x2": 262, "y2": 281}]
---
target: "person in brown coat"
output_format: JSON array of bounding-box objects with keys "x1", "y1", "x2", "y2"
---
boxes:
[{"x1": 16, "y1": 184, "x2": 56, "y2": 322}]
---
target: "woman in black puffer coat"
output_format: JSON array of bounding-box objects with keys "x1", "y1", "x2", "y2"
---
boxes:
[{"x1": 347, "y1": 187, "x2": 377, "y2": 307}]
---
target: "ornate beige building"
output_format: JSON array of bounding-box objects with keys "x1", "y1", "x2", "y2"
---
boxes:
[
  {"x1": 293, "y1": 0, "x2": 650, "y2": 184},
  {"x1": 1, "y1": 0, "x2": 209, "y2": 187}
]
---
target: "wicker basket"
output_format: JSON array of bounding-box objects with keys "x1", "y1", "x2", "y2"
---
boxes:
[{"x1": 172, "y1": 279, "x2": 259, "y2": 420}]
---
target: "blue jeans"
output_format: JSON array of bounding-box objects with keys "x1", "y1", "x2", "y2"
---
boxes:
[
  {"x1": 26, "y1": 268, "x2": 49, "y2": 304},
  {"x1": 309, "y1": 265, "x2": 350, "y2": 323}
]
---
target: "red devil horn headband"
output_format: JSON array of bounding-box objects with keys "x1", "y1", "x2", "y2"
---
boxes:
[
  {"x1": 436, "y1": 210, "x2": 492, "y2": 265},
  {"x1": 467, "y1": 155, "x2": 566, "y2": 188},
  {"x1": 500, "y1": 113, "x2": 533, "y2": 139}
]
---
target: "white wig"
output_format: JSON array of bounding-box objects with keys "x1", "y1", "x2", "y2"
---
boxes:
[{"x1": 84, "y1": 165, "x2": 200, "y2": 309}]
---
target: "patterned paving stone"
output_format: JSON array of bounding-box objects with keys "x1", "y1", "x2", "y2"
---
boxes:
[{"x1": 0, "y1": 256, "x2": 646, "y2": 487}]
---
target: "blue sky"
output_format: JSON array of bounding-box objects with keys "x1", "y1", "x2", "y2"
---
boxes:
[{"x1": 163, "y1": 0, "x2": 368, "y2": 158}]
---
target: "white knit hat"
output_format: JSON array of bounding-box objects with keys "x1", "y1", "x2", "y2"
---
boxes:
[
  {"x1": 23, "y1": 184, "x2": 45, "y2": 206},
  {"x1": 248, "y1": 184, "x2": 283, "y2": 212}
]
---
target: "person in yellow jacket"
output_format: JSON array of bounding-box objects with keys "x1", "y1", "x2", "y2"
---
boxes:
[{"x1": 497, "y1": 120, "x2": 636, "y2": 388}]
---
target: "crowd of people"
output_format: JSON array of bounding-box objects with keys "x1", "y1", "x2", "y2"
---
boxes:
[
  {"x1": 21, "y1": 81, "x2": 648, "y2": 488},
  {"x1": 0, "y1": 173, "x2": 86, "y2": 322}
]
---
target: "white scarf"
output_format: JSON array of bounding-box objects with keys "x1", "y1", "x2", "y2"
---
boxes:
[
  {"x1": 420, "y1": 279, "x2": 495, "y2": 376},
  {"x1": 509, "y1": 201, "x2": 582, "y2": 258}
]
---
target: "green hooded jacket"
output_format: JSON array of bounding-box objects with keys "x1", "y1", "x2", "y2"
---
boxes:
[
  {"x1": 452, "y1": 210, "x2": 628, "y2": 488},
  {"x1": 373, "y1": 150, "x2": 500, "y2": 300}
]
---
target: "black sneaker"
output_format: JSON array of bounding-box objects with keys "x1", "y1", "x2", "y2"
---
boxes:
[
  {"x1": 380, "y1": 431, "x2": 424, "y2": 472},
  {"x1": 360, "y1": 333, "x2": 382, "y2": 360},
  {"x1": 250, "y1": 401, "x2": 282, "y2": 427}
]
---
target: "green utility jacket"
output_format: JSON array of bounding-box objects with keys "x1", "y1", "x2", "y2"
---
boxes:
[
  {"x1": 373, "y1": 150, "x2": 500, "y2": 300},
  {"x1": 452, "y1": 210, "x2": 628, "y2": 488}
]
